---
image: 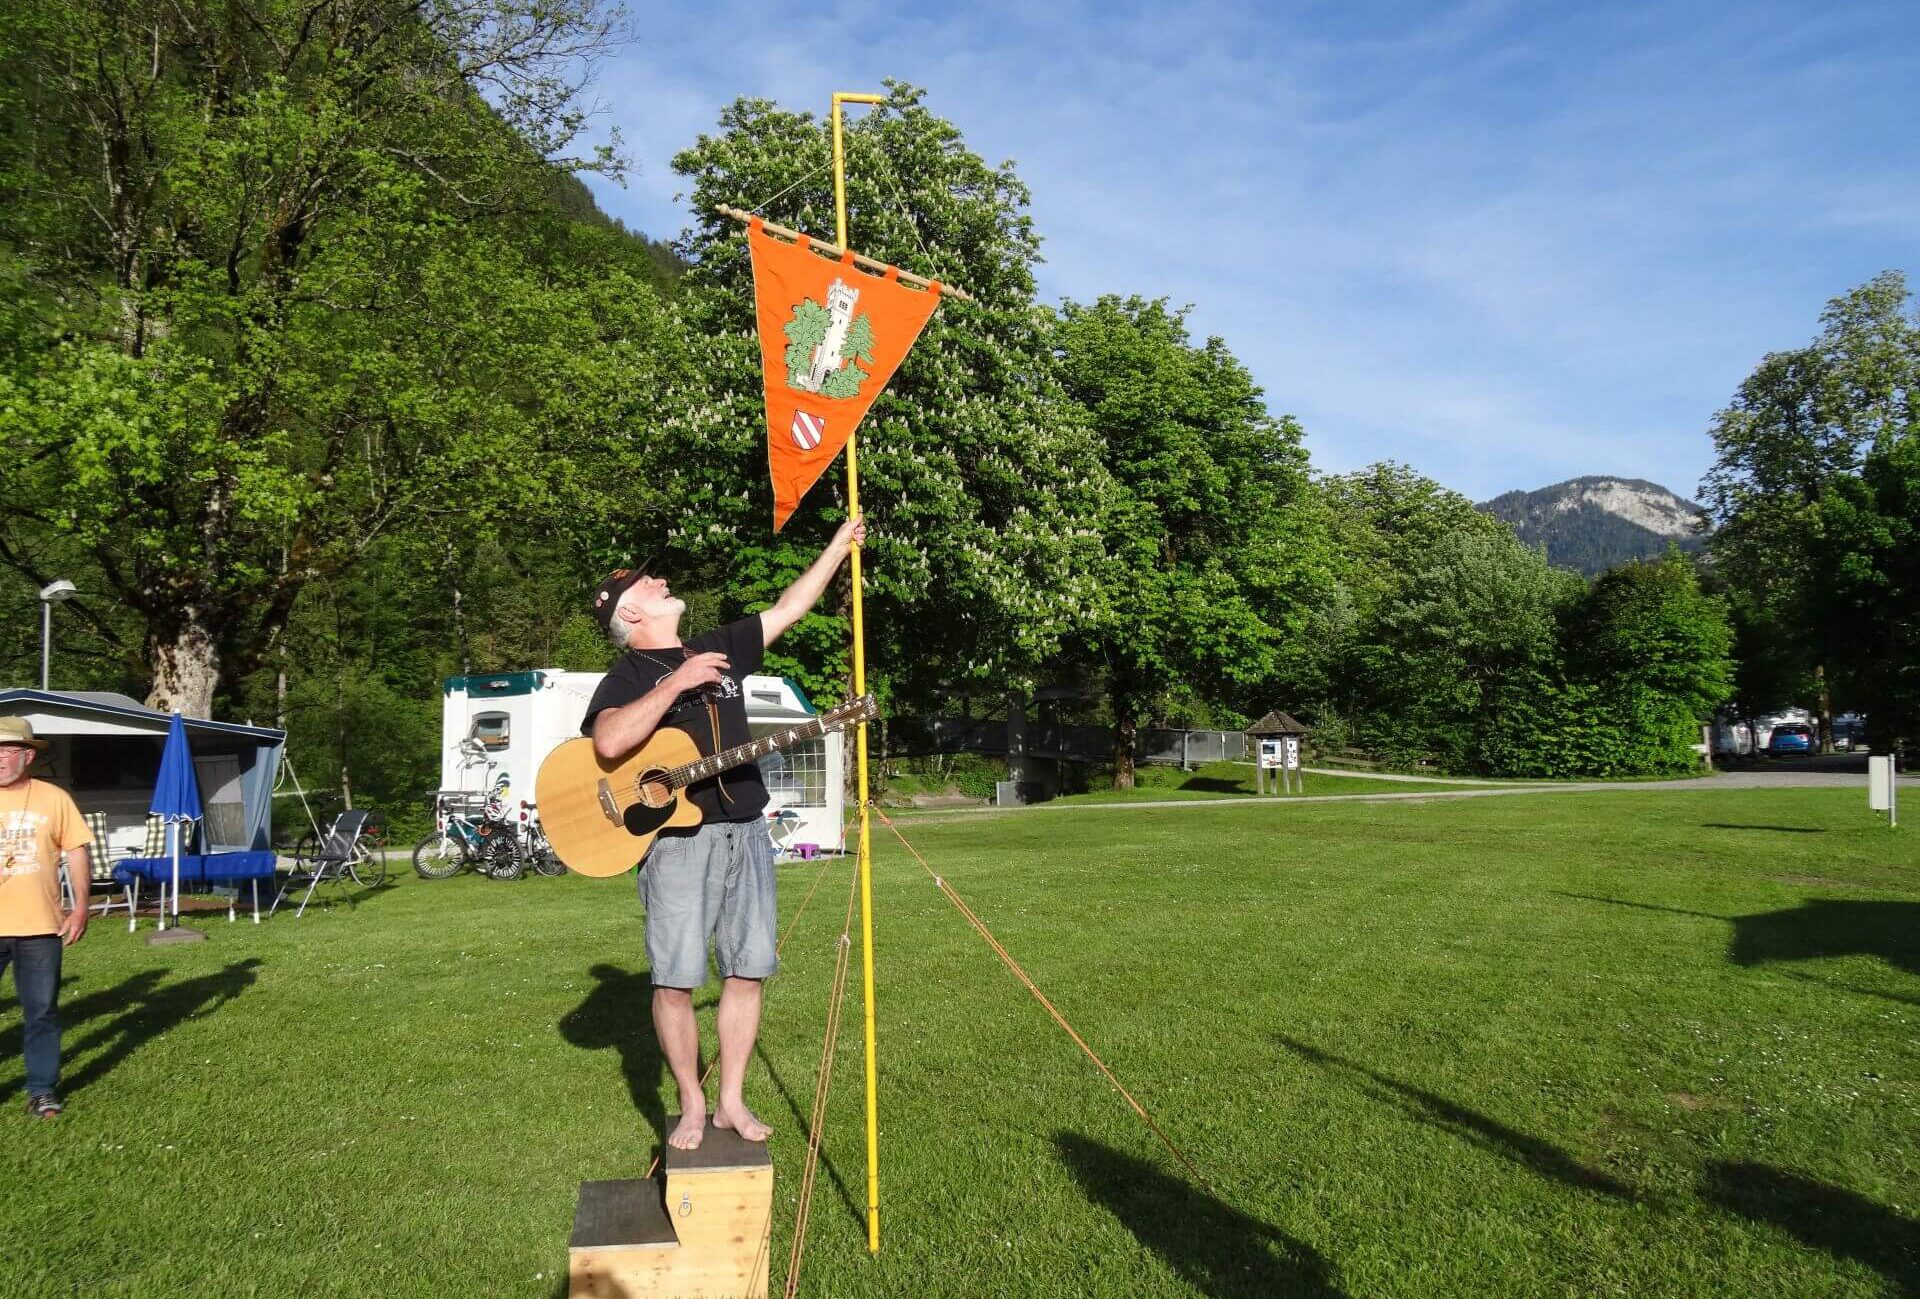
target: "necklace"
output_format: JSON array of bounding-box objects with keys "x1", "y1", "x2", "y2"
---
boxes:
[{"x1": 631, "y1": 646, "x2": 688, "y2": 673}]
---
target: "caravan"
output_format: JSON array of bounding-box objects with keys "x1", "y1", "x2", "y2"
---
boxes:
[{"x1": 439, "y1": 670, "x2": 845, "y2": 859}]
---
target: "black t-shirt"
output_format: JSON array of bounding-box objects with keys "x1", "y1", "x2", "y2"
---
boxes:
[{"x1": 580, "y1": 616, "x2": 769, "y2": 822}]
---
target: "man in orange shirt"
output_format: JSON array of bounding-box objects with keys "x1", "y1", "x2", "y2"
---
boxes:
[{"x1": 0, "y1": 718, "x2": 92, "y2": 1119}]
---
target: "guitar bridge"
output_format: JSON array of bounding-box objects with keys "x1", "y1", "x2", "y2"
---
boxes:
[{"x1": 596, "y1": 779, "x2": 619, "y2": 825}]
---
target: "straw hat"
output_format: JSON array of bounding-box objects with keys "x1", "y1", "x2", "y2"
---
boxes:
[{"x1": 0, "y1": 717, "x2": 49, "y2": 750}]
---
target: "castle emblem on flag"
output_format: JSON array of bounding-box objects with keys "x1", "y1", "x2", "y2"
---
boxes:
[
  {"x1": 791, "y1": 410, "x2": 826, "y2": 450},
  {"x1": 784, "y1": 278, "x2": 876, "y2": 399}
]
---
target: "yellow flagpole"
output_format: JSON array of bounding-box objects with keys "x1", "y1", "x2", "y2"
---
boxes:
[{"x1": 831, "y1": 88, "x2": 887, "y2": 1257}]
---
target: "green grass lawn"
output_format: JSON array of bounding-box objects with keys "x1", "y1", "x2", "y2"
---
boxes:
[{"x1": 3, "y1": 788, "x2": 1916, "y2": 1297}]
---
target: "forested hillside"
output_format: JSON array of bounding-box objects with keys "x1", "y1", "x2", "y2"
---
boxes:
[
  {"x1": 1479, "y1": 477, "x2": 1708, "y2": 575},
  {"x1": 10, "y1": 2, "x2": 1863, "y2": 810}
]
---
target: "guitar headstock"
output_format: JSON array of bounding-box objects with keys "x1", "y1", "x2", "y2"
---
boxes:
[{"x1": 824, "y1": 694, "x2": 880, "y2": 728}]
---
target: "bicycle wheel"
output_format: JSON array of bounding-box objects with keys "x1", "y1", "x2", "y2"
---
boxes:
[
  {"x1": 349, "y1": 839, "x2": 389, "y2": 888},
  {"x1": 528, "y1": 830, "x2": 568, "y2": 876},
  {"x1": 412, "y1": 832, "x2": 468, "y2": 880},
  {"x1": 479, "y1": 827, "x2": 523, "y2": 881}
]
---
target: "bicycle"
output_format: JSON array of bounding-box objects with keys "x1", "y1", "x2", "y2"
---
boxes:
[
  {"x1": 412, "y1": 794, "x2": 568, "y2": 880},
  {"x1": 413, "y1": 786, "x2": 520, "y2": 880},
  {"x1": 519, "y1": 802, "x2": 568, "y2": 878}
]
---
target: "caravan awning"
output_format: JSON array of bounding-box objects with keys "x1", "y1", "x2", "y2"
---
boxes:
[{"x1": 0, "y1": 689, "x2": 285, "y2": 852}]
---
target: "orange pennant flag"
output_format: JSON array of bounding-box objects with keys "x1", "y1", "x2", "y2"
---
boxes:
[{"x1": 747, "y1": 217, "x2": 940, "y2": 531}]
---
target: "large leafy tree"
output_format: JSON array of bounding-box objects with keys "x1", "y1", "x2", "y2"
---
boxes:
[
  {"x1": 1301, "y1": 463, "x2": 1511, "y2": 747},
  {"x1": 1053, "y1": 295, "x2": 1324, "y2": 787},
  {"x1": 1367, "y1": 529, "x2": 1579, "y2": 771},
  {"x1": 1565, "y1": 551, "x2": 1734, "y2": 771},
  {"x1": 1702, "y1": 271, "x2": 1920, "y2": 745},
  {"x1": 657, "y1": 84, "x2": 1112, "y2": 708},
  {"x1": 0, "y1": 0, "x2": 663, "y2": 717},
  {"x1": 1807, "y1": 434, "x2": 1920, "y2": 746}
]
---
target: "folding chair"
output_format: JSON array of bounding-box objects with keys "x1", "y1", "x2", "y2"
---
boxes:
[
  {"x1": 270, "y1": 809, "x2": 370, "y2": 919},
  {"x1": 64, "y1": 810, "x2": 136, "y2": 922}
]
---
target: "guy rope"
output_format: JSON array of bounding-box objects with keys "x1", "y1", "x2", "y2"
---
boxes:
[{"x1": 872, "y1": 808, "x2": 1215, "y2": 1194}]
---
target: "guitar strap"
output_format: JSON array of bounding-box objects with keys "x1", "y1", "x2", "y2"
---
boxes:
[{"x1": 704, "y1": 693, "x2": 732, "y2": 805}]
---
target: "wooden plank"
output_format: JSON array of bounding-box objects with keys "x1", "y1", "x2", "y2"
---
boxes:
[{"x1": 712, "y1": 206, "x2": 976, "y2": 303}]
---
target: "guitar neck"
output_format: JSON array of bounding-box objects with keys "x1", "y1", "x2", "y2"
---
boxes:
[{"x1": 666, "y1": 716, "x2": 832, "y2": 790}]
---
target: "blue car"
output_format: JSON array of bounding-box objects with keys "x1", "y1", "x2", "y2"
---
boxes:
[{"x1": 1766, "y1": 723, "x2": 1815, "y2": 757}]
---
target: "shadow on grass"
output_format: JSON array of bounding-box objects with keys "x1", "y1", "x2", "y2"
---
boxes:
[
  {"x1": 1274, "y1": 1035, "x2": 1634, "y2": 1200},
  {"x1": 1560, "y1": 894, "x2": 1920, "y2": 978},
  {"x1": 1179, "y1": 777, "x2": 1251, "y2": 794},
  {"x1": 0, "y1": 959, "x2": 264, "y2": 1101},
  {"x1": 1779, "y1": 969, "x2": 1920, "y2": 1009},
  {"x1": 559, "y1": 964, "x2": 672, "y2": 1141},
  {"x1": 1700, "y1": 823, "x2": 1827, "y2": 834},
  {"x1": 753, "y1": 1039, "x2": 862, "y2": 1231},
  {"x1": 1054, "y1": 1132, "x2": 1347, "y2": 1299},
  {"x1": 1704, "y1": 1160, "x2": 1920, "y2": 1296},
  {"x1": 1730, "y1": 900, "x2": 1920, "y2": 976}
]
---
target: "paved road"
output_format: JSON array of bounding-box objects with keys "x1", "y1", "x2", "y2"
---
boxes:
[{"x1": 891, "y1": 760, "x2": 1911, "y2": 823}]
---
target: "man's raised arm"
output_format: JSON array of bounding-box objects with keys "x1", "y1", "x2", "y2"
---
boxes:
[
  {"x1": 591, "y1": 653, "x2": 731, "y2": 762},
  {"x1": 759, "y1": 515, "x2": 867, "y2": 648}
]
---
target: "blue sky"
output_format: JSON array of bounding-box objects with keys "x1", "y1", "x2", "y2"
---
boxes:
[{"x1": 576, "y1": 0, "x2": 1920, "y2": 502}]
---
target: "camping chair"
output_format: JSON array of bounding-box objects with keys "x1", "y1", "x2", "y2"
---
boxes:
[
  {"x1": 58, "y1": 810, "x2": 136, "y2": 923},
  {"x1": 270, "y1": 809, "x2": 371, "y2": 919}
]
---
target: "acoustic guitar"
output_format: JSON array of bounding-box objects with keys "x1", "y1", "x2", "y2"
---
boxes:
[{"x1": 536, "y1": 695, "x2": 878, "y2": 877}]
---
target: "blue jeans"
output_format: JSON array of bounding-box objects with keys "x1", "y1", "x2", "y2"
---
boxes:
[{"x1": 1, "y1": 935, "x2": 62, "y2": 1096}]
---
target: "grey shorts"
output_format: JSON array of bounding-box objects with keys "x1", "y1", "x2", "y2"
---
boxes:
[{"x1": 640, "y1": 820, "x2": 779, "y2": 988}]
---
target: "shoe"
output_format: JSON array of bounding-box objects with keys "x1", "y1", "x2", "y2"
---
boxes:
[{"x1": 26, "y1": 1092, "x2": 62, "y2": 1119}]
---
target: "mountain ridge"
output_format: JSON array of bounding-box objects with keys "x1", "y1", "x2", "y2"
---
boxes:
[{"x1": 1478, "y1": 475, "x2": 1708, "y2": 576}]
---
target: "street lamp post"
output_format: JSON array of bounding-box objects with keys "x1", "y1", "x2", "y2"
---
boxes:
[{"x1": 38, "y1": 580, "x2": 76, "y2": 691}]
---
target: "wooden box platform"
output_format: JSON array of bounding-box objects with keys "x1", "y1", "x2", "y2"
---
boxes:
[{"x1": 569, "y1": 1119, "x2": 772, "y2": 1299}]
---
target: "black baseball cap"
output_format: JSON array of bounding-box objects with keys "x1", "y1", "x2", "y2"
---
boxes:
[{"x1": 591, "y1": 566, "x2": 648, "y2": 633}]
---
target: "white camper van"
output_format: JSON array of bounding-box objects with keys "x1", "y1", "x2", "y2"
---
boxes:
[{"x1": 439, "y1": 669, "x2": 845, "y2": 858}]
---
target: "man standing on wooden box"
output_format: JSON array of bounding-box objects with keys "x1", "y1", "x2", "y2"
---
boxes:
[
  {"x1": 0, "y1": 717, "x2": 92, "y2": 1119},
  {"x1": 582, "y1": 515, "x2": 865, "y2": 1151}
]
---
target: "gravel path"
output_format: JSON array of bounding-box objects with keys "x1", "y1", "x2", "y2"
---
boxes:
[{"x1": 886, "y1": 764, "x2": 1911, "y2": 824}]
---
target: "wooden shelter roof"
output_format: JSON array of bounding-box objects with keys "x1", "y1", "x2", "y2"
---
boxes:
[{"x1": 1246, "y1": 710, "x2": 1308, "y2": 736}]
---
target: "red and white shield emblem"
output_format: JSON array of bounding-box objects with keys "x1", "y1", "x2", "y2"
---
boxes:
[{"x1": 790, "y1": 410, "x2": 826, "y2": 451}]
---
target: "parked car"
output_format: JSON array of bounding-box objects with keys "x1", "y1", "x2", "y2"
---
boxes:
[{"x1": 1766, "y1": 723, "x2": 1815, "y2": 757}]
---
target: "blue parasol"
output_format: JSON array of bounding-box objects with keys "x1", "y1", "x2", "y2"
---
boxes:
[{"x1": 149, "y1": 711, "x2": 201, "y2": 928}]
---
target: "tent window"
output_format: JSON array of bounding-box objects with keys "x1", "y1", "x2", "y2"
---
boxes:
[
  {"x1": 193, "y1": 754, "x2": 246, "y2": 847},
  {"x1": 750, "y1": 728, "x2": 826, "y2": 808},
  {"x1": 472, "y1": 713, "x2": 511, "y2": 750}
]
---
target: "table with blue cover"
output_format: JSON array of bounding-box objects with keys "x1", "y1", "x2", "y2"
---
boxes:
[{"x1": 113, "y1": 852, "x2": 277, "y2": 925}]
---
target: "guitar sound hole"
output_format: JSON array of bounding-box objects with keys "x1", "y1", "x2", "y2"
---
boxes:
[{"x1": 635, "y1": 771, "x2": 674, "y2": 810}]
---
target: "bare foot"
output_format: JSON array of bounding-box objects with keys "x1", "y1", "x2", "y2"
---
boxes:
[
  {"x1": 711, "y1": 1100, "x2": 771, "y2": 1142},
  {"x1": 667, "y1": 1109, "x2": 706, "y2": 1150}
]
